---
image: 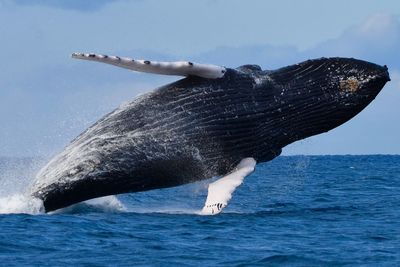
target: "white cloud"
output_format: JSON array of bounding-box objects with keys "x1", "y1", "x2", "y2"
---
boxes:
[{"x1": 359, "y1": 13, "x2": 397, "y2": 35}]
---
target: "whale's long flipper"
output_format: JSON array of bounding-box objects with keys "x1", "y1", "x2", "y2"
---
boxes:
[
  {"x1": 200, "y1": 158, "x2": 256, "y2": 215},
  {"x1": 71, "y1": 53, "x2": 226, "y2": 79}
]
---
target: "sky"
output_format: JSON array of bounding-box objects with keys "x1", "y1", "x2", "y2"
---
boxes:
[{"x1": 0, "y1": 0, "x2": 399, "y2": 157}]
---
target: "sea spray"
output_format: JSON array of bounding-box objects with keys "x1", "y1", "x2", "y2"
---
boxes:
[
  {"x1": 51, "y1": 196, "x2": 127, "y2": 214},
  {"x1": 0, "y1": 157, "x2": 45, "y2": 196},
  {"x1": 0, "y1": 157, "x2": 126, "y2": 214},
  {"x1": 0, "y1": 194, "x2": 44, "y2": 214},
  {"x1": 0, "y1": 157, "x2": 46, "y2": 214}
]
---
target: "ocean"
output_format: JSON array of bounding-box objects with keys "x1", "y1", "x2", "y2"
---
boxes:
[{"x1": 0, "y1": 155, "x2": 399, "y2": 266}]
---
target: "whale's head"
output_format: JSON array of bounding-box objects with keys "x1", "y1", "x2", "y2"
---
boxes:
[{"x1": 267, "y1": 57, "x2": 390, "y2": 144}]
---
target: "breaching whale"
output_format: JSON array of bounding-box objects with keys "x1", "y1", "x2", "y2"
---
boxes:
[{"x1": 31, "y1": 53, "x2": 390, "y2": 214}]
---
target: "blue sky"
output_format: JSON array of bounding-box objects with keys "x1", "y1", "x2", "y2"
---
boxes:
[{"x1": 0, "y1": 0, "x2": 399, "y2": 157}]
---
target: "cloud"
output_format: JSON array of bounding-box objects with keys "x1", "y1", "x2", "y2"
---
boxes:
[
  {"x1": 307, "y1": 13, "x2": 400, "y2": 68},
  {"x1": 199, "y1": 13, "x2": 400, "y2": 71},
  {"x1": 359, "y1": 13, "x2": 399, "y2": 39}
]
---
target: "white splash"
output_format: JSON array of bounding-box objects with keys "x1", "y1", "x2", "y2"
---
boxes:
[
  {"x1": 0, "y1": 157, "x2": 47, "y2": 214},
  {"x1": 0, "y1": 194, "x2": 44, "y2": 214},
  {"x1": 51, "y1": 195, "x2": 126, "y2": 214}
]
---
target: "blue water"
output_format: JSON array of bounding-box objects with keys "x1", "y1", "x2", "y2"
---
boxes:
[{"x1": 0, "y1": 155, "x2": 399, "y2": 266}]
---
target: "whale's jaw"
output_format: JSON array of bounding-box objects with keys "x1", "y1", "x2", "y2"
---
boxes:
[{"x1": 32, "y1": 57, "x2": 390, "y2": 212}]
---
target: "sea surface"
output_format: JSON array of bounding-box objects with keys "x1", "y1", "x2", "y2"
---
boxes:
[{"x1": 0, "y1": 155, "x2": 399, "y2": 266}]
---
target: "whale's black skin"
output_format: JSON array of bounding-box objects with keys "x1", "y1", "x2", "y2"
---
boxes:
[{"x1": 32, "y1": 57, "x2": 390, "y2": 212}]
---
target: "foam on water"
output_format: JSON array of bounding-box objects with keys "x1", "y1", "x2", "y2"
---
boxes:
[
  {"x1": 0, "y1": 194, "x2": 128, "y2": 215},
  {"x1": 52, "y1": 196, "x2": 127, "y2": 214},
  {"x1": 0, "y1": 157, "x2": 129, "y2": 214},
  {"x1": 0, "y1": 194, "x2": 44, "y2": 214}
]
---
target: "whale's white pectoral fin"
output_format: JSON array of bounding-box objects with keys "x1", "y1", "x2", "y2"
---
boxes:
[
  {"x1": 71, "y1": 52, "x2": 226, "y2": 79},
  {"x1": 200, "y1": 157, "x2": 256, "y2": 215}
]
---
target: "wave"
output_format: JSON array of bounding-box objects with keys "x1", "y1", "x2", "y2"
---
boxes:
[{"x1": 126, "y1": 206, "x2": 201, "y2": 215}]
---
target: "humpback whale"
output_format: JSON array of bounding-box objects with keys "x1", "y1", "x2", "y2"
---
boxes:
[{"x1": 31, "y1": 53, "x2": 390, "y2": 213}]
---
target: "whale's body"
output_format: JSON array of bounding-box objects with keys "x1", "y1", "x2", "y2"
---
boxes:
[{"x1": 32, "y1": 57, "x2": 390, "y2": 212}]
